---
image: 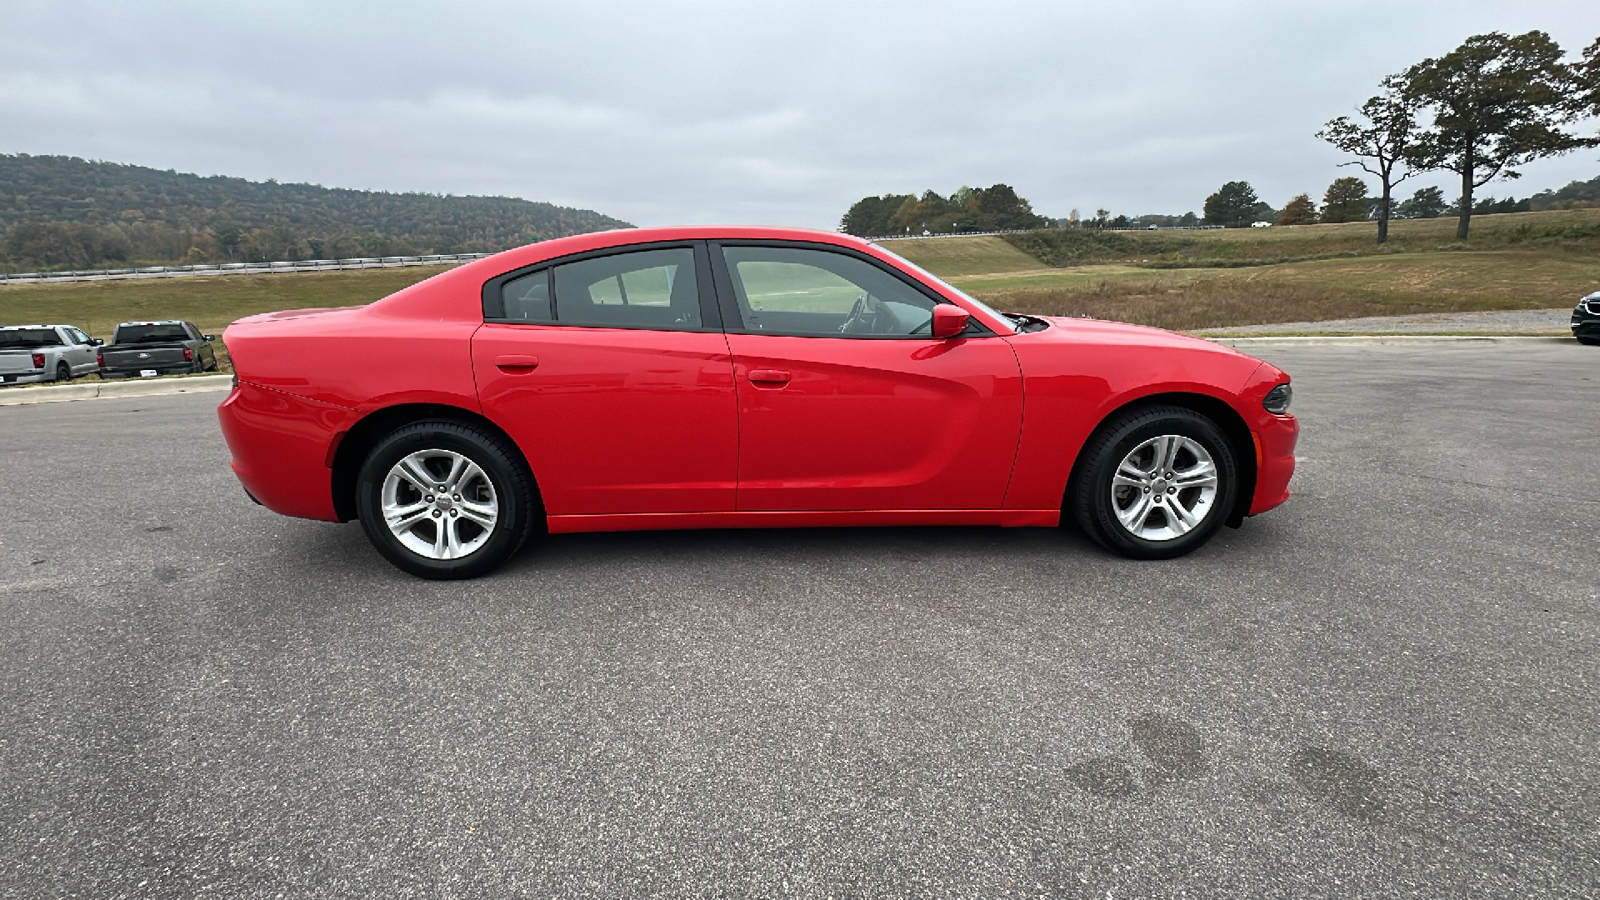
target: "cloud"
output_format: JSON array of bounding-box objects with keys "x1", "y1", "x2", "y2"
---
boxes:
[{"x1": 4, "y1": 0, "x2": 1598, "y2": 227}]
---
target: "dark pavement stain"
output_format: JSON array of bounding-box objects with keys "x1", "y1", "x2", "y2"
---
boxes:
[
  {"x1": 30, "y1": 558, "x2": 46, "y2": 565},
  {"x1": 153, "y1": 565, "x2": 184, "y2": 584},
  {"x1": 1063, "y1": 715, "x2": 1208, "y2": 798},
  {"x1": 1064, "y1": 757, "x2": 1139, "y2": 797},
  {"x1": 1289, "y1": 746, "x2": 1387, "y2": 823},
  {"x1": 145, "y1": 526, "x2": 173, "y2": 533},
  {"x1": 1130, "y1": 714, "x2": 1207, "y2": 788}
]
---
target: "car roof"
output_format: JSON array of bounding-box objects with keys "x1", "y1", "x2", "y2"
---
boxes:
[
  {"x1": 460, "y1": 225, "x2": 871, "y2": 274},
  {"x1": 115, "y1": 320, "x2": 187, "y2": 326},
  {"x1": 1, "y1": 324, "x2": 70, "y2": 329}
]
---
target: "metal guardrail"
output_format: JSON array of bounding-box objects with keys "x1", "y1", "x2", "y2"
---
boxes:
[
  {"x1": 0, "y1": 252, "x2": 493, "y2": 286},
  {"x1": 870, "y1": 225, "x2": 1226, "y2": 240}
]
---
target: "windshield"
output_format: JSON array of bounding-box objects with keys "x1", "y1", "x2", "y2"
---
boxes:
[
  {"x1": 0, "y1": 328, "x2": 63, "y2": 348},
  {"x1": 116, "y1": 325, "x2": 190, "y2": 343},
  {"x1": 870, "y1": 243, "x2": 1016, "y2": 333}
]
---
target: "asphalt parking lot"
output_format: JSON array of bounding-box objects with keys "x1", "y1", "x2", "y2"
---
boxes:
[{"x1": 2, "y1": 342, "x2": 1596, "y2": 898}]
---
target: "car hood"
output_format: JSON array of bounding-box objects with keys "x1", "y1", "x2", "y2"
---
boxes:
[{"x1": 1032, "y1": 315, "x2": 1246, "y2": 355}]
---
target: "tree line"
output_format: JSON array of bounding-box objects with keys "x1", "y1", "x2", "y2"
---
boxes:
[
  {"x1": 840, "y1": 185, "x2": 1049, "y2": 237},
  {"x1": 0, "y1": 154, "x2": 632, "y2": 271}
]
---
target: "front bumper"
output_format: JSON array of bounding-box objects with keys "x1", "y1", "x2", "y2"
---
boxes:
[{"x1": 1249, "y1": 412, "x2": 1298, "y2": 515}]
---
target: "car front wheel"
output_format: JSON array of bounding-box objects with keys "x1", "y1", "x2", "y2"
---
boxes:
[
  {"x1": 1070, "y1": 405, "x2": 1238, "y2": 560},
  {"x1": 355, "y1": 420, "x2": 538, "y2": 579}
]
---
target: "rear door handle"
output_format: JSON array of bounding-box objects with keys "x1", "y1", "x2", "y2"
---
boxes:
[
  {"x1": 748, "y1": 368, "x2": 791, "y2": 386},
  {"x1": 494, "y1": 354, "x2": 540, "y2": 371}
]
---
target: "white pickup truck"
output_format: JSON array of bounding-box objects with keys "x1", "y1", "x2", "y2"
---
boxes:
[{"x1": 0, "y1": 324, "x2": 102, "y2": 385}]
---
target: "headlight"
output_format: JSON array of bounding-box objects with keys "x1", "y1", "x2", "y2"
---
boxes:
[{"x1": 1263, "y1": 382, "x2": 1292, "y2": 415}]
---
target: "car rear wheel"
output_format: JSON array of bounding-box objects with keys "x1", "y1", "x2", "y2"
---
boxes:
[
  {"x1": 1070, "y1": 405, "x2": 1238, "y2": 560},
  {"x1": 355, "y1": 420, "x2": 538, "y2": 579},
  {"x1": 1578, "y1": 336, "x2": 1600, "y2": 346},
  {"x1": 55, "y1": 362, "x2": 71, "y2": 382}
]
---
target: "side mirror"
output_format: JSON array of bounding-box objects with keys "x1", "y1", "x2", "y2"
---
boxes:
[
  {"x1": 90, "y1": 338, "x2": 104, "y2": 347},
  {"x1": 203, "y1": 334, "x2": 215, "y2": 342},
  {"x1": 930, "y1": 304, "x2": 971, "y2": 339}
]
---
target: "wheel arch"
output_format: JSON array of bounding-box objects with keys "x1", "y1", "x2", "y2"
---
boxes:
[
  {"x1": 1065, "y1": 391, "x2": 1258, "y2": 528},
  {"x1": 329, "y1": 403, "x2": 542, "y2": 524}
]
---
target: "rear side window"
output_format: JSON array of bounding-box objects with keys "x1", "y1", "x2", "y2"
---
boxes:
[
  {"x1": 552, "y1": 247, "x2": 701, "y2": 330},
  {"x1": 501, "y1": 270, "x2": 553, "y2": 322}
]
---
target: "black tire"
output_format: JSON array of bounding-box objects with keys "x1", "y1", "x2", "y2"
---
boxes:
[
  {"x1": 1069, "y1": 405, "x2": 1238, "y2": 560},
  {"x1": 355, "y1": 419, "x2": 540, "y2": 579},
  {"x1": 55, "y1": 362, "x2": 72, "y2": 382},
  {"x1": 1577, "y1": 336, "x2": 1600, "y2": 346}
]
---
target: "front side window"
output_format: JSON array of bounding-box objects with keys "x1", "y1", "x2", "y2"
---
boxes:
[
  {"x1": 721, "y1": 246, "x2": 939, "y2": 337},
  {"x1": 552, "y1": 247, "x2": 702, "y2": 330}
]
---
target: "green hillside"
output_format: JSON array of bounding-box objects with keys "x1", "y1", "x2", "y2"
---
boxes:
[{"x1": 0, "y1": 154, "x2": 631, "y2": 270}]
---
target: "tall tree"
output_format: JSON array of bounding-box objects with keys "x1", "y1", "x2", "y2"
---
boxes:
[
  {"x1": 1320, "y1": 177, "x2": 1371, "y2": 223},
  {"x1": 1202, "y1": 181, "x2": 1260, "y2": 227},
  {"x1": 1317, "y1": 86, "x2": 1422, "y2": 243},
  {"x1": 1578, "y1": 37, "x2": 1600, "y2": 120},
  {"x1": 1398, "y1": 31, "x2": 1594, "y2": 239},
  {"x1": 1277, "y1": 194, "x2": 1319, "y2": 226}
]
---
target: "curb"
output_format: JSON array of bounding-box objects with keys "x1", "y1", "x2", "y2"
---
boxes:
[
  {"x1": 0, "y1": 374, "x2": 233, "y2": 407},
  {"x1": 1200, "y1": 335, "x2": 1575, "y2": 347}
]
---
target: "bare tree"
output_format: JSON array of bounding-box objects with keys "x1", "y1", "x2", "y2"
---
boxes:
[{"x1": 1318, "y1": 86, "x2": 1421, "y2": 244}]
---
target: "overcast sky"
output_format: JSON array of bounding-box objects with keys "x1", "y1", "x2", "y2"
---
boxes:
[{"x1": 4, "y1": 0, "x2": 1598, "y2": 228}]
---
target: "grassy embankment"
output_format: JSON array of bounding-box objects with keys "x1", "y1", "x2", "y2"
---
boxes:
[
  {"x1": 0, "y1": 266, "x2": 456, "y2": 374},
  {"x1": 888, "y1": 208, "x2": 1600, "y2": 332},
  {"x1": 2, "y1": 208, "x2": 1596, "y2": 353}
]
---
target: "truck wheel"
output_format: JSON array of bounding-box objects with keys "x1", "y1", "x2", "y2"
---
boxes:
[
  {"x1": 1069, "y1": 405, "x2": 1238, "y2": 560},
  {"x1": 55, "y1": 362, "x2": 71, "y2": 382},
  {"x1": 355, "y1": 420, "x2": 539, "y2": 579}
]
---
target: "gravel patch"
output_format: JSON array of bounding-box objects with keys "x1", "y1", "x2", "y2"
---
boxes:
[{"x1": 1195, "y1": 308, "x2": 1572, "y2": 335}]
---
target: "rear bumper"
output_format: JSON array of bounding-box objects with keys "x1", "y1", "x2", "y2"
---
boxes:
[
  {"x1": 0, "y1": 371, "x2": 51, "y2": 385},
  {"x1": 101, "y1": 365, "x2": 196, "y2": 377},
  {"x1": 217, "y1": 382, "x2": 355, "y2": 521},
  {"x1": 1249, "y1": 412, "x2": 1298, "y2": 515}
]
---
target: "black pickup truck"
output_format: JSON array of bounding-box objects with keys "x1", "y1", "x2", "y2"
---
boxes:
[{"x1": 97, "y1": 320, "x2": 220, "y2": 378}]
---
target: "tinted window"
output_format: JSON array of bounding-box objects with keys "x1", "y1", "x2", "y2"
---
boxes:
[
  {"x1": 553, "y1": 247, "x2": 701, "y2": 330},
  {"x1": 722, "y1": 246, "x2": 937, "y2": 337},
  {"x1": 0, "y1": 328, "x2": 63, "y2": 347},
  {"x1": 501, "y1": 270, "x2": 553, "y2": 322},
  {"x1": 68, "y1": 328, "x2": 91, "y2": 344},
  {"x1": 116, "y1": 325, "x2": 190, "y2": 343}
]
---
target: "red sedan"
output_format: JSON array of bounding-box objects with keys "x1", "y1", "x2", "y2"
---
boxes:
[{"x1": 219, "y1": 226, "x2": 1296, "y2": 579}]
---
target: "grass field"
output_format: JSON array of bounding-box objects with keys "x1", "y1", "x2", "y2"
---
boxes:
[
  {"x1": 2, "y1": 209, "x2": 1596, "y2": 343},
  {"x1": 886, "y1": 209, "x2": 1600, "y2": 331}
]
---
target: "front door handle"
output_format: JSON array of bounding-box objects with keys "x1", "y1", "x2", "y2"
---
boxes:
[
  {"x1": 495, "y1": 354, "x2": 540, "y2": 371},
  {"x1": 748, "y1": 368, "x2": 791, "y2": 386}
]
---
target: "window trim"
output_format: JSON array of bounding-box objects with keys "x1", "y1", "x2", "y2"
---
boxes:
[
  {"x1": 481, "y1": 240, "x2": 723, "y2": 333},
  {"x1": 706, "y1": 240, "x2": 994, "y2": 339}
]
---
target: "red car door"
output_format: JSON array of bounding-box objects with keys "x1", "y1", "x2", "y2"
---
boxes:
[
  {"x1": 713, "y1": 243, "x2": 1023, "y2": 512},
  {"x1": 472, "y1": 243, "x2": 739, "y2": 516}
]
